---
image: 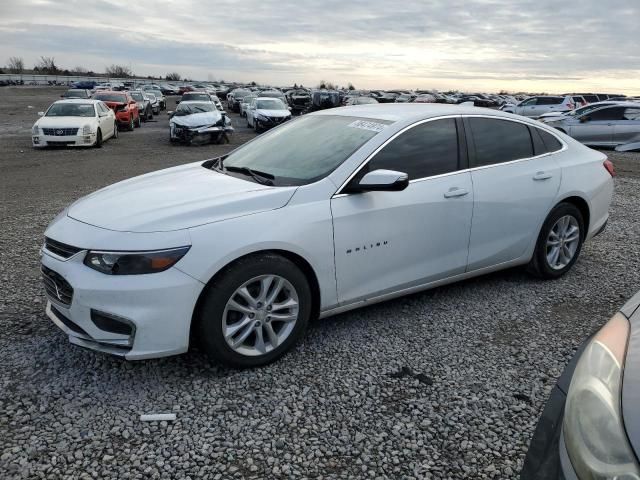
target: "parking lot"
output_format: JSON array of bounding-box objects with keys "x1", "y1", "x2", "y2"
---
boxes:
[{"x1": 2, "y1": 86, "x2": 640, "y2": 479}]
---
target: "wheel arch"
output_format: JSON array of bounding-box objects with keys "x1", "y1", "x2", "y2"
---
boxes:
[
  {"x1": 555, "y1": 195, "x2": 591, "y2": 233},
  {"x1": 190, "y1": 249, "x2": 322, "y2": 341}
]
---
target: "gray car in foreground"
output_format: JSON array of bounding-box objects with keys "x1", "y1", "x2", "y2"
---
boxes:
[
  {"x1": 545, "y1": 102, "x2": 640, "y2": 148},
  {"x1": 522, "y1": 290, "x2": 640, "y2": 479}
]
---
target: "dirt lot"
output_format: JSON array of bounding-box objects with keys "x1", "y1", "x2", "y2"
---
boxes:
[{"x1": 1, "y1": 87, "x2": 640, "y2": 479}]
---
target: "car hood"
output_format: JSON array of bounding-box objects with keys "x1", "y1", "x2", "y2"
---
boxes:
[
  {"x1": 256, "y1": 109, "x2": 289, "y2": 117},
  {"x1": 36, "y1": 116, "x2": 94, "y2": 128},
  {"x1": 622, "y1": 291, "x2": 640, "y2": 457},
  {"x1": 67, "y1": 162, "x2": 297, "y2": 232},
  {"x1": 171, "y1": 111, "x2": 222, "y2": 127}
]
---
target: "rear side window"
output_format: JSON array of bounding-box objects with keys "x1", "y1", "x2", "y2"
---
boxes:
[
  {"x1": 537, "y1": 97, "x2": 564, "y2": 105},
  {"x1": 530, "y1": 127, "x2": 563, "y2": 155},
  {"x1": 367, "y1": 118, "x2": 459, "y2": 180},
  {"x1": 587, "y1": 107, "x2": 626, "y2": 121},
  {"x1": 468, "y1": 118, "x2": 533, "y2": 167},
  {"x1": 624, "y1": 108, "x2": 640, "y2": 121}
]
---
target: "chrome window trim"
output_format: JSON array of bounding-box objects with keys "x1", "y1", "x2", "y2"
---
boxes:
[{"x1": 332, "y1": 113, "x2": 568, "y2": 198}]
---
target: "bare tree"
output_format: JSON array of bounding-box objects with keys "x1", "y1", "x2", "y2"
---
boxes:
[
  {"x1": 7, "y1": 56, "x2": 24, "y2": 74},
  {"x1": 72, "y1": 66, "x2": 89, "y2": 74},
  {"x1": 105, "y1": 64, "x2": 132, "y2": 78},
  {"x1": 165, "y1": 72, "x2": 181, "y2": 81},
  {"x1": 319, "y1": 80, "x2": 337, "y2": 90},
  {"x1": 348, "y1": 82, "x2": 355, "y2": 91},
  {"x1": 35, "y1": 56, "x2": 59, "y2": 74}
]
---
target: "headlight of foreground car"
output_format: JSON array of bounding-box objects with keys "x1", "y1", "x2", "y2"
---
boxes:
[
  {"x1": 32, "y1": 124, "x2": 39, "y2": 134},
  {"x1": 564, "y1": 313, "x2": 640, "y2": 479},
  {"x1": 84, "y1": 246, "x2": 190, "y2": 275},
  {"x1": 82, "y1": 124, "x2": 92, "y2": 135}
]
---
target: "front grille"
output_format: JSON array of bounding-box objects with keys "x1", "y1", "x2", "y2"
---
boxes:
[
  {"x1": 51, "y1": 305, "x2": 87, "y2": 335},
  {"x1": 267, "y1": 116, "x2": 286, "y2": 124},
  {"x1": 42, "y1": 128, "x2": 79, "y2": 136},
  {"x1": 44, "y1": 237, "x2": 82, "y2": 259},
  {"x1": 41, "y1": 265, "x2": 74, "y2": 306}
]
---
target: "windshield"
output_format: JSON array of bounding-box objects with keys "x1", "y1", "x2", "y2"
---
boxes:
[
  {"x1": 149, "y1": 90, "x2": 162, "y2": 96},
  {"x1": 261, "y1": 91, "x2": 285, "y2": 99},
  {"x1": 256, "y1": 99, "x2": 286, "y2": 110},
  {"x1": 64, "y1": 90, "x2": 87, "y2": 98},
  {"x1": 130, "y1": 92, "x2": 144, "y2": 101},
  {"x1": 146, "y1": 93, "x2": 157, "y2": 100},
  {"x1": 46, "y1": 103, "x2": 95, "y2": 117},
  {"x1": 94, "y1": 94, "x2": 127, "y2": 103},
  {"x1": 175, "y1": 102, "x2": 215, "y2": 115},
  {"x1": 183, "y1": 93, "x2": 210, "y2": 101},
  {"x1": 243, "y1": 96, "x2": 256, "y2": 103},
  {"x1": 221, "y1": 115, "x2": 392, "y2": 186},
  {"x1": 233, "y1": 90, "x2": 250, "y2": 97}
]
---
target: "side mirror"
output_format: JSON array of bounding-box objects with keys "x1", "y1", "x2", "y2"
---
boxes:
[
  {"x1": 38, "y1": 111, "x2": 45, "y2": 116},
  {"x1": 347, "y1": 169, "x2": 409, "y2": 193},
  {"x1": 167, "y1": 111, "x2": 174, "y2": 117}
]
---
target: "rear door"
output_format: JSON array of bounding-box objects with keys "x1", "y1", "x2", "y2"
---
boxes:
[
  {"x1": 613, "y1": 107, "x2": 640, "y2": 145},
  {"x1": 465, "y1": 117, "x2": 561, "y2": 270},
  {"x1": 331, "y1": 117, "x2": 474, "y2": 304},
  {"x1": 515, "y1": 97, "x2": 538, "y2": 116},
  {"x1": 569, "y1": 106, "x2": 626, "y2": 145}
]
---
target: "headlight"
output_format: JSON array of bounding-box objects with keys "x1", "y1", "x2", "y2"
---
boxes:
[
  {"x1": 256, "y1": 113, "x2": 268, "y2": 121},
  {"x1": 82, "y1": 124, "x2": 92, "y2": 135},
  {"x1": 84, "y1": 247, "x2": 190, "y2": 275},
  {"x1": 564, "y1": 313, "x2": 640, "y2": 479},
  {"x1": 32, "y1": 124, "x2": 39, "y2": 134}
]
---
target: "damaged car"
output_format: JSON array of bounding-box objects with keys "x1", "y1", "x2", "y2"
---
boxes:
[
  {"x1": 246, "y1": 97, "x2": 292, "y2": 133},
  {"x1": 168, "y1": 101, "x2": 233, "y2": 145}
]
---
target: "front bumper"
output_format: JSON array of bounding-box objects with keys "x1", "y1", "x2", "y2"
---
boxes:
[
  {"x1": 33, "y1": 132, "x2": 96, "y2": 147},
  {"x1": 170, "y1": 124, "x2": 234, "y2": 144},
  {"x1": 255, "y1": 116, "x2": 290, "y2": 130},
  {"x1": 41, "y1": 248, "x2": 204, "y2": 360},
  {"x1": 115, "y1": 112, "x2": 134, "y2": 124}
]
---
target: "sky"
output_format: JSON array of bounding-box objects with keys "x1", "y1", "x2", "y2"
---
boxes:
[{"x1": 0, "y1": 0, "x2": 639, "y2": 94}]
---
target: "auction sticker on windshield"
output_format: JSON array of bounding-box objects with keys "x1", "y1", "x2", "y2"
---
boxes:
[{"x1": 347, "y1": 120, "x2": 387, "y2": 133}]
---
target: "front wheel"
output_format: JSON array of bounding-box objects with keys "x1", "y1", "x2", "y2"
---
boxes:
[
  {"x1": 112, "y1": 122, "x2": 118, "y2": 139},
  {"x1": 197, "y1": 254, "x2": 312, "y2": 368},
  {"x1": 94, "y1": 128, "x2": 102, "y2": 148},
  {"x1": 527, "y1": 203, "x2": 584, "y2": 279},
  {"x1": 128, "y1": 115, "x2": 135, "y2": 131}
]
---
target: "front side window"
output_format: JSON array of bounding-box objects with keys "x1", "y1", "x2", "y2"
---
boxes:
[
  {"x1": 221, "y1": 115, "x2": 392, "y2": 186},
  {"x1": 623, "y1": 108, "x2": 640, "y2": 121},
  {"x1": 468, "y1": 118, "x2": 533, "y2": 167},
  {"x1": 520, "y1": 98, "x2": 537, "y2": 106},
  {"x1": 365, "y1": 118, "x2": 459, "y2": 180}
]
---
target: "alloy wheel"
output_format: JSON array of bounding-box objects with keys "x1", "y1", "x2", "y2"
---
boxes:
[
  {"x1": 222, "y1": 275, "x2": 299, "y2": 357},
  {"x1": 546, "y1": 215, "x2": 580, "y2": 270}
]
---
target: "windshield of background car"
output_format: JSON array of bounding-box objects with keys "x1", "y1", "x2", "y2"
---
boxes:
[
  {"x1": 150, "y1": 90, "x2": 162, "y2": 96},
  {"x1": 146, "y1": 93, "x2": 157, "y2": 100},
  {"x1": 175, "y1": 103, "x2": 215, "y2": 115},
  {"x1": 233, "y1": 90, "x2": 250, "y2": 97},
  {"x1": 183, "y1": 93, "x2": 209, "y2": 101},
  {"x1": 130, "y1": 92, "x2": 144, "y2": 101},
  {"x1": 64, "y1": 90, "x2": 87, "y2": 98},
  {"x1": 222, "y1": 115, "x2": 393, "y2": 186},
  {"x1": 93, "y1": 94, "x2": 126, "y2": 103},
  {"x1": 256, "y1": 99, "x2": 286, "y2": 110},
  {"x1": 46, "y1": 103, "x2": 95, "y2": 117}
]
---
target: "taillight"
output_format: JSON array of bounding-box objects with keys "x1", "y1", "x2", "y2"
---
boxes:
[{"x1": 604, "y1": 159, "x2": 616, "y2": 177}]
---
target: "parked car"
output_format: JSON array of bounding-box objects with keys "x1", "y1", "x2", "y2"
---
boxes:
[
  {"x1": 145, "y1": 88, "x2": 166, "y2": 110},
  {"x1": 538, "y1": 101, "x2": 620, "y2": 123},
  {"x1": 146, "y1": 92, "x2": 161, "y2": 115},
  {"x1": 502, "y1": 96, "x2": 577, "y2": 117},
  {"x1": 246, "y1": 97, "x2": 292, "y2": 132},
  {"x1": 71, "y1": 80, "x2": 98, "y2": 90},
  {"x1": 160, "y1": 84, "x2": 180, "y2": 95},
  {"x1": 179, "y1": 92, "x2": 215, "y2": 104},
  {"x1": 544, "y1": 102, "x2": 640, "y2": 148},
  {"x1": 521, "y1": 289, "x2": 640, "y2": 480},
  {"x1": 32, "y1": 99, "x2": 117, "y2": 148},
  {"x1": 61, "y1": 89, "x2": 92, "y2": 99},
  {"x1": 345, "y1": 96, "x2": 379, "y2": 106},
  {"x1": 168, "y1": 101, "x2": 233, "y2": 145},
  {"x1": 414, "y1": 93, "x2": 437, "y2": 103},
  {"x1": 129, "y1": 91, "x2": 153, "y2": 121},
  {"x1": 227, "y1": 88, "x2": 252, "y2": 112},
  {"x1": 285, "y1": 89, "x2": 311, "y2": 114},
  {"x1": 177, "y1": 85, "x2": 195, "y2": 95},
  {"x1": 395, "y1": 93, "x2": 417, "y2": 103},
  {"x1": 240, "y1": 94, "x2": 258, "y2": 118},
  {"x1": 40, "y1": 105, "x2": 613, "y2": 367},
  {"x1": 92, "y1": 91, "x2": 141, "y2": 131},
  {"x1": 303, "y1": 90, "x2": 341, "y2": 113}
]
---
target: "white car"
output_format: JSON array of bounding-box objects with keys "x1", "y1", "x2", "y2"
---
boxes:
[
  {"x1": 502, "y1": 95, "x2": 579, "y2": 117},
  {"x1": 246, "y1": 97, "x2": 291, "y2": 132},
  {"x1": 32, "y1": 99, "x2": 118, "y2": 148},
  {"x1": 41, "y1": 104, "x2": 614, "y2": 367}
]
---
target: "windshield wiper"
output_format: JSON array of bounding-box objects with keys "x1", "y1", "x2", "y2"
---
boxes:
[{"x1": 225, "y1": 166, "x2": 275, "y2": 186}]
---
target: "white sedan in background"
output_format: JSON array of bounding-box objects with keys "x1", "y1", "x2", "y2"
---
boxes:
[
  {"x1": 246, "y1": 97, "x2": 292, "y2": 132},
  {"x1": 32, "y1": 99, "x2": 118, "y2": 148},
  {"x1": 40, "y1": 104, "x2": 613, "y2": 367}
]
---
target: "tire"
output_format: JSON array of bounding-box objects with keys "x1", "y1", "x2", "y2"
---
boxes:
[
  {"x1": 112, "y1": 122, "x2": 118, "y2": 139},
  {"x1": 197, "y1": 254, "x2": 312, "y2": 368},
  {"x1": 128, "y1": 115, "x2": 135, "y2": 131},
  {"x1": 135, "y1": 114, "x2": 141, "y2": 128},
  {"x1": 94, "y1": 128, "x2": 102, "y2": 148},
  {"x1": 527, "y1": 202, "x2": 585, "y2": 279}
]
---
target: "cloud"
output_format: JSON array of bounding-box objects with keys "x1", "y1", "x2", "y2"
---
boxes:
[{"x1": 0, "y1": 0, "x2": 639, "y2": 92}]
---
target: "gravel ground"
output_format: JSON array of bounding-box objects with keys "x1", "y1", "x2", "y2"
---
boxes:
[{"x1": 1, "y1": 87, "x2": 640, "y2": 479}]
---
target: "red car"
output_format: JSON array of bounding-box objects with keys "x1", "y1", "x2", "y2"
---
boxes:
[
  {"x1": 177, "y1": 85, "x2": 195, "y2": 95},
  {"x1": 92, "y1": 91, "x2": 140, "y2": 131}
]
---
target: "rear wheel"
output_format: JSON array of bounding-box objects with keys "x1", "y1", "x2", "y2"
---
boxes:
[
  {"x1": 128, "y1": 115, "x2": 135, "y2": 131},
  {"x1": 528, "y1": 202, "x2": 584, "y2": 279},
  {"x1": 197, "y1": 254, "x2": 312, "y2": 368},
  {"x1": 135, "y1": 113, "x2": 141, "y2": 128},
  {"x1": 94, "y1": 128, "x2": 102, "y2": 148},
  {"x1": 112, "y1": 122, "x2": 118, "y2": 139}
]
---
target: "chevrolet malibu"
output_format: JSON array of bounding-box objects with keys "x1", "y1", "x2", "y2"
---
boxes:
[
  {"x1": 522, "y1": 291, "x2": 640, "y2": 479},
  {"x1": 41, "y1": 105, "x2": 614, "y2": 367}
]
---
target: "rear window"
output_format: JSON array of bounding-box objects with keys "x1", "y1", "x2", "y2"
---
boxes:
[
  {"x1": 93, "y1": 94, "x2": 126, "y2": 103},
  {"x1": 468, "y1": 118, "x2": 533, "y2": 167},
  {"x1": 531, "y1": 127, "x2": 563, "y2": 155}
]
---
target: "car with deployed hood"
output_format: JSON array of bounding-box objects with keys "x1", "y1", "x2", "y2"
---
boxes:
[
  {"x1": 32, "y1": 99, "x2": 117, "y2": 148},
  {"x1": 40, "y1": 104, "x2": 613, "y2": 368},
  {"x1": 92, "y1": 91, "x2": 140, "y2": 131},
  {"x1": 168, "y1": 101, "x2": 233, "y2": 145},
  {"x1": 544, "y1": 102, "x2": 640, "y2": 148},
  {"x1": 521, "y1": 289, "x2": 640, "y2": 480},
  {"x1": 246, "y1": 97, "x2": 292, "y2": 132}
]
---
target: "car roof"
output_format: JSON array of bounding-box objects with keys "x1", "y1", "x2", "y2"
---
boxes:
[
  {"x1": 54, "y1": 99, "x2": 102, "y2": 104},
  {"x1": 178, "y1": 100, "x2": 214, "y2": 104},
  {"x1": 255, "y1": 97, "x2": 285, "y2": 101},
  {"x1": 93, "y1": 91, "x2": 127, "y2": 95},
  {"x1": 311, "y1": 103, "x2": 534, "y2": 123}
]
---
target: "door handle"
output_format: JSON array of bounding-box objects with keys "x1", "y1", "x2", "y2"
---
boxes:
[
  {"x1": 533, "y1": 171, "x2": 553, "y2": 181},
  {"x1": 444, "y1": 187, "x2": 469, "y2": 198}
]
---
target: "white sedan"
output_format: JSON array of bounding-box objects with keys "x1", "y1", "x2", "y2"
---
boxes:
[
  {"x1": 246, "y1": 97, "x2": 292, "y2": 132},
  {"x1": 32, "y1": 99, "x2": 118, "y2": 148},
  {"x1": 40, "y1": 104, "x2": 614, "y2": 367}
]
